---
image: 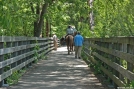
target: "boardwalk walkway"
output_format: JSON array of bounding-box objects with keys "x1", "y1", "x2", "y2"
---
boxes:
[{"x1": 3, "y1": 47, "x2": 111, "y2": 89}]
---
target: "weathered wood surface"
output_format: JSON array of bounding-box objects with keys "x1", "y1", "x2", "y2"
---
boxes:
[
  {"x1": 0, "y1": 36, "x2": 55, "y2": 87},
  {"x1": 83, "y1": 37, "x2": 134, "y2": 88}
]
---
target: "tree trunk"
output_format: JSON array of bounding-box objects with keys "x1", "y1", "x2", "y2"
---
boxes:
[
  {"x1": 37, "y1": 3, "x2": 48, "y2": 37},
  {"x1": 46, "y1": 19, "x2": 49, "y2": 37},
  {"x1": 88, "y1": 0, "x2": 94, "y2": 30},
  {"x1": 34, "y1": 4, "x2": 40, "y2": 37},
  {"x1": 34, "y1": 3, "x2": 48, "y2": 37}
]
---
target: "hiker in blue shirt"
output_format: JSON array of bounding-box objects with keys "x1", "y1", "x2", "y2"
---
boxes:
[{"x1": 74, "y1": 31, "x2": 84, "y2": 59}]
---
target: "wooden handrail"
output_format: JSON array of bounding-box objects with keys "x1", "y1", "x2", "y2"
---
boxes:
[
  {"x1": 0, "y1": 36, "x2": 59, "y2": 87},
  {"x1": 83, "y1": 37, "x2": 134, "y2": 88}
]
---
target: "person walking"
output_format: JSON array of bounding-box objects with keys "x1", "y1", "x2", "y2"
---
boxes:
[
  {"x1": 74, "y1": 31, "x2": 84, "y2": 59},
  {"x1": 53, "y1": 33, "x2": 58, "y2": 51}
]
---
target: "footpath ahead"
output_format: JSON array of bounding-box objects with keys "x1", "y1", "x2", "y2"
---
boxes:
[{"x1": 1, "y1": 47, "x2": 111, "y2": 89}]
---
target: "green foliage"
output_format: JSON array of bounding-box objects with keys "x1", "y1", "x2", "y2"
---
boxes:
[
  {"x1": 34, "y1": 44, "x2": 40, "y2": 63},
  {"x1": 0, "y1": 0, "x2": 35, "y2": 36},
  {"x1": 6, "y1": 69, "x2": 26, "y2": 85},
  {"x1": 82, "y1": 48, "x2": 102, "y2": 75},
  {"x1": 1, "y1": 0, "x2": 134, "y2": 37},
  {"x1": 93, "y1": 64, "x2": 102, "y2": 74},
  {"x1": 129, "y1": 81, "x2": 134, "y2": 87},
  {"x1": 93, "y1": 0, "x2": 134, "y2": 37},
  {"x1": 46, "y1": 0, "x2": 90, "y2": 37},
  {"x1": 40, "y1": 51, "x2": 46, "y2": 60},
  {"x1": 81, "y1": 53, "x2": 87, "y2": 61}
]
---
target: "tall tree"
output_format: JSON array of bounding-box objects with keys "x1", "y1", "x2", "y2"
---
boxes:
[
  {"x1": 30, "y1": 1, "x2": 49, "y2": 37},
  {"x1": 89, "y1": 0, "x2": 94, "y2": 30}
]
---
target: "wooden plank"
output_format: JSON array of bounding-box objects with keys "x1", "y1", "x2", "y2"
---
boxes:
[
  {"x1": 0, "y1": 36, "x2": 50, "y2": 42},
  {"x1": 0, "y1": 42, "x2": 48, "y2": 56},
  {"x1": 89, "y1": 43, "x2": 134, "y2": 64},
  {"x1": 0, "y1": 36, "x2": 54, "y2": 84},
  {"x1": 37, "y1": 42, "x2": 50, "y2": 46},
  {"x1": 37, "y1": 46, "x2": 48, "y2": 52},
  {"x1": 0, "y1": 57, "x2": 35, "y2": 81},
  {"x1": 0, "y1": 69, "x2": 12, "y2": 81},
  {"x1": 0, "y1": 51, "x2": 35, "y2": 68},
  {"x1": 0, "y1": 36, "x2": 27, "y2": 42},
  {"x1": 101, "y1": 66, "x2": 125, "y2": 87},
  {"x1": 93, "y1": 52, "x2": 134, "y2": 81},
  {"x1": 83, "y1": 46, "x2": 91, "y2": 54},
  {"x1": 0, "y1": 44, "x2": 36, "y2": 55},
  {"x1": 86, "y1": 37, "x2": 134, "y2": 45},
  {"x1": 86, "y1": 37, "x2": 129, "y2": 44},
  {"x1": 36, "y1": 37, "x2": 48, "y2": 41},
  {"x1": 83, "y1": 51, "x2": 125, "y2": 87}
]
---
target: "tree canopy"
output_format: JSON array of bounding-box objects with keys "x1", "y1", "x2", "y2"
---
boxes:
[{"x1": 0, "y1": 0, "x2": 134, "y2": 38}]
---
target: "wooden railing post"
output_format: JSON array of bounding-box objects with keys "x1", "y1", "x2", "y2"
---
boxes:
[
  {"x1": 26, "y1": 38, "x2": 31, "y2": 68},
  {"x1": 0, "y1": 42, "x2": 4, "y2": 87},
  {"x1": 11, "y1": 41, "x2": 18, "y2": 69},
  {"x1": 4, "y1": 41, "x2": 12, "y2": 85},
  {"x1": 127, "y1": 43, "x2": 133, "y2": 85}
]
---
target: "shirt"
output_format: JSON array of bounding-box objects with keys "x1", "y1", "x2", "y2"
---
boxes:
[
  {"x1": 66, "y1": 28, "x2": 74, "y2": 35},
  {"x1": 74, "y1": 34, "x2": 84, "y2": 46}
]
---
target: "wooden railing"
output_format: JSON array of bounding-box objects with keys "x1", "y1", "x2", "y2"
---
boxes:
[
  {"x1": 0, "y1": 36, "x2": 57, "y2": 87},
  {"x1": 83, "y1": 37, "x2": 134, "y2": 88}
]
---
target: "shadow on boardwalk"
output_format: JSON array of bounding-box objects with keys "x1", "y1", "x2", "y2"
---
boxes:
[{"x1": 2, "y1": 47, "x2": 112, "y2": 89}]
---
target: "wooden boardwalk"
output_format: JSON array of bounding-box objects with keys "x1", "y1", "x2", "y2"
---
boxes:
[{"x1": 1, "y1": 47, "x2": 112, "y2": 89}]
